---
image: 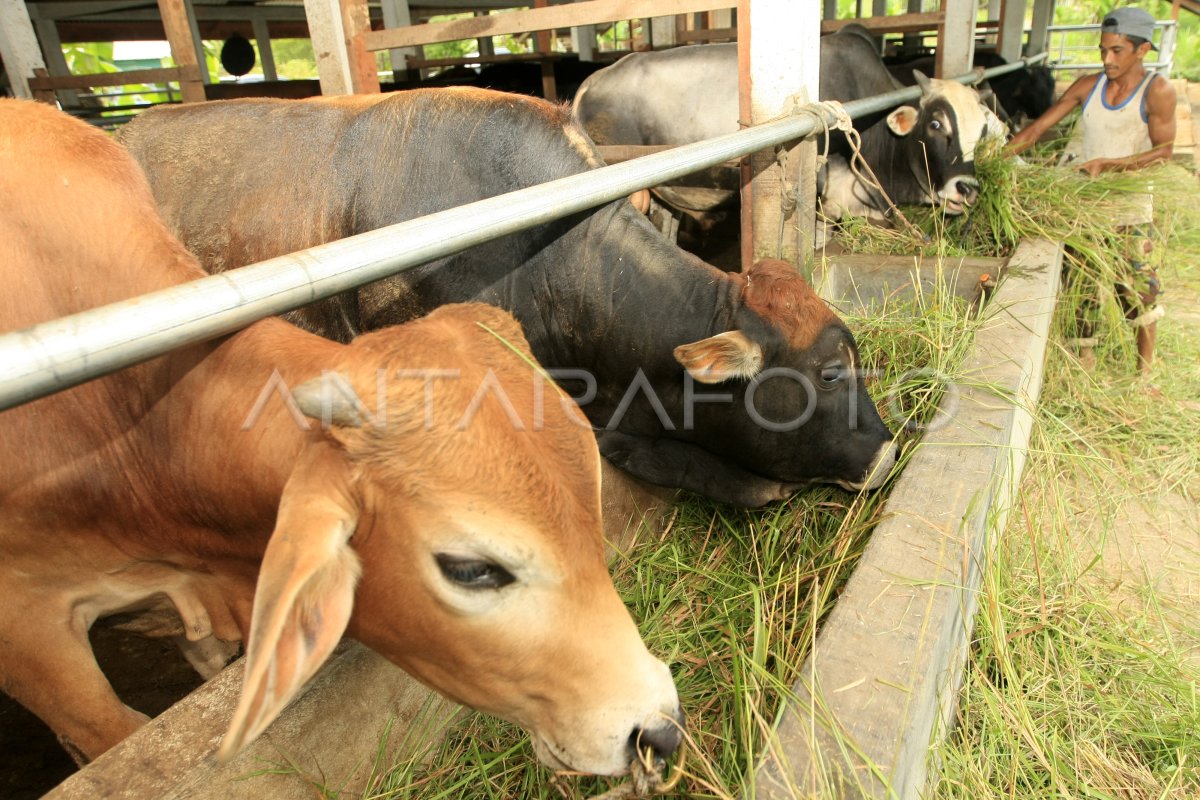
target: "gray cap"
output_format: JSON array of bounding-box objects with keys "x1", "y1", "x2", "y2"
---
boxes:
[{"x1": 1101, "y1": 7, "x2": 1158, "y2": 50}]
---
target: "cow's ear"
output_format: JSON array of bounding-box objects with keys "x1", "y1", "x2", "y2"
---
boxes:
[
  {"x1": 887, "y1": 106, "x2": 920, "y2": 136},
  {"x1": 218, "y1": 441, "x2": 361, "y2": 761},
  {"x1": 292, "y1": 372, "x2": 366, "y2": 428},
  {"x1": 674, "y1": 330, "x2": 763, "y2": 384}
]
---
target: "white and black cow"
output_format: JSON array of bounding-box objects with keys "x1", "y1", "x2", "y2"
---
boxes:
[
  {"x1": 572, "y1": 29, "x2": 1003, "y2": 222},
  {"x1": 117, "y1": 89, "x2": 896, "y2": 508}
]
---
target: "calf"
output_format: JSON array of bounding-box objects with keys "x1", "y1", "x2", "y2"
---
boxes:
[{"x1": 0, "y1": 99, "x2": 681, "y2": 776}]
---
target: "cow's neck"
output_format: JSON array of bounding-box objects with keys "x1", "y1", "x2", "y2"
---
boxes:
[
  {"x1": 129, "y1": 319, "x2": 343, "y2": 551},
  {"x1": 536, "y1": 203, "x2": 742, "y2": 401}
]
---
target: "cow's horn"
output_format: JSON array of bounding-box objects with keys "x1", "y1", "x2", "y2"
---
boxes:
[
  {"x1": 292, "y1": 372, "x2": 365, "y2": 428},
  {"x1": 912, "y1": 70, "x2": 933, "y2": 95}
]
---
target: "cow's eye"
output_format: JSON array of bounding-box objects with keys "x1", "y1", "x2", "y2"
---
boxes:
[
  {"x1": 929, "y1": 119, "x2": 942, "y2": 131},
  {"x1": 820, "y1": 362, "x2": 847, "y2": 386},
  {"x1": 436, "y1": 554, "x2": 516, "y2": 589}
]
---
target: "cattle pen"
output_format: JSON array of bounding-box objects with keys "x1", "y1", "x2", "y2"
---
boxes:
[
  {"x1": 4, "y1": 59, "x2": 1059, "y2": 800},
  {"x1": 4, "y1": 0, "x2": 1195, "y2": 796}
]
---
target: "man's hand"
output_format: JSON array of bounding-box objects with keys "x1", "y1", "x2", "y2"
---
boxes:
[{"x1": 1079, "y1": 158, "x2": 1111, "y2": 177}]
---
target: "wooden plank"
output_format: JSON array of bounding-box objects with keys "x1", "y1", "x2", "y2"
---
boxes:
[
  {"x1": 820, "y1": 11, "x2": 945, "y2": 35},
  {"x1": 363, "y1": 0, "x2": 733, "y2": 51},
  {"x1": 677, "y1": 25, "x2": 736, "y2": 42},
  {"x1": 406, "y1": 51, "x2": 566, "y2": 69},
  {"x1": 28, "y1": 65, "x2": 199, "y2": 91},
  {"x1": 156, "y1": 0, "x2": 205, "y2": 102}
]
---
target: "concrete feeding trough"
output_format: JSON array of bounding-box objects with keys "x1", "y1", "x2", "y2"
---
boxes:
[
  {"x1": 754, "y1": 238, "x2": 1062, "y2": 798},
  {"x1": 45, "y1": 240, "x2": 1061, "y2": 800}
]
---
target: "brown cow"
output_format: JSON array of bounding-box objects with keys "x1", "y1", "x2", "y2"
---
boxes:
[{"x1": 0, "y1": 99, "x2": 681, "y2": 776}]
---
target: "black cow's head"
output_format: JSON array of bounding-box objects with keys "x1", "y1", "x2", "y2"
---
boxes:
[
  {"x1": 886, "y1": 72, "x2": 1004, "y2": 214},
  {"x1": 598, "y1": 260, "x2": 896, "y2": 507}
]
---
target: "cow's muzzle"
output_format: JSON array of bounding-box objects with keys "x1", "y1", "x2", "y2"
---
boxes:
[
  {"x1": 939, "y1": 176, "x2": 978, "y2": 215},
  {"x1": 627, "y1": 706, "x2": 686, "y2": 765}
]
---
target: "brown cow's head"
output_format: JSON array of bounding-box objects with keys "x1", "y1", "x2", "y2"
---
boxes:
[{"x1": 220, "y1": 303, "x2": 681, "y2": 776}]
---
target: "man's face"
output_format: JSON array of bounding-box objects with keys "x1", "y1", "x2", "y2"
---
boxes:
[{"x1": 1099, "y1": 32, "x2": 1150, "y2": 81}]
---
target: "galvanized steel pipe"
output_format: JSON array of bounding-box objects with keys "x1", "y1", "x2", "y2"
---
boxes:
[{"x1": 0, "y1": 55, "x2": 1045, "y2": 411}]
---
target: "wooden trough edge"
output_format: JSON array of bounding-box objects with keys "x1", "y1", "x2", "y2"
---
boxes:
[
  {"x1": 752, "y1": 238, "x2": 1063, "y2": 799},
  {"x1": 44, "y1": 462, "x2": 676, "y2": 799}
]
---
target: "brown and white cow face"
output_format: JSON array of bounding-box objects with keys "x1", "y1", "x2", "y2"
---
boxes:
[
  {"x1": 221, "y1": 305, "x2": 682, "y2": 776},
  {"x1": 886, "y1": 73, "x2": 1004, "y2": 214}
]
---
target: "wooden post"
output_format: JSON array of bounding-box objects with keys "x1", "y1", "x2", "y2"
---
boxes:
[
  {"x1": 1027, "y1": 0, "x2": 1054, "y2": 56},
  {"x1": 738, "y1": 0, "x2": 820, "y2": 273},
  {"x1": 379, "y1": 0, "x2": 418, "y2": 82},
  {"x1": 156, "y1": 0, "x2": 206, "y2": 101},
  {"x1": 0, "y1": 0, "x2": 50, "y2": 101},
  {"x1": 935, "y1": 0, "x2": 975, "y2": 78},
  {"x1": 303, "y1": 0, "x2": 379, "y2": 95},
  {"x1": 996, "y1": 0, "x2": 1025, "y2": 62},
  {"x1": 182, "y1": 0, "x2": 211, "y2": 84},
  {"x1": 533, "y1": 0, "x2": 557, "y2": 102}
]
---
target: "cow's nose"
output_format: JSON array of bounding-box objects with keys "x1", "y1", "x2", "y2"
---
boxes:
[
  {"x1": 627, "y1": 708, "x2": 685, "y2": 764},
  {"x1": 955, "y1": 179, "x2": 977, "y2": 203}
]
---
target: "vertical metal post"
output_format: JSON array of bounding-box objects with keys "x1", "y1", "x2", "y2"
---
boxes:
[{"x1": 738, "y1": 0, "x2": 820, "y2": 274}]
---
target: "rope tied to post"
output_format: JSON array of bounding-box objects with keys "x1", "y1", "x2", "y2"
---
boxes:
[{"x1": 777, "y1": 99, "x2": 923, "y2": 241}]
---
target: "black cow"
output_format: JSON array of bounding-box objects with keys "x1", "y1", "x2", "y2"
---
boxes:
[
  {"x1": 886, "y1": 51, "x2": 1055, "y2": 127},
  {"x1": 117, "y1": 89, "x2": 896, "y2": 508},
  {"x1": 572, "y1": 31, "x2": 1004, "y2": 222}
]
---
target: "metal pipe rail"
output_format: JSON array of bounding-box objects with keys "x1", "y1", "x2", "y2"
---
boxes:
[{"x1": 0, "y1": 54, "x2": 1044, "y2": 411}]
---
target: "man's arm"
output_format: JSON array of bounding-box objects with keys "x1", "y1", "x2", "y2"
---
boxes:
[
  {"x1": 1078, "y1": 75, "x2": 1177, "y2": 176},
  {"x1": 1006, "y1": 75, "x2": 1095, "y2": 155}
]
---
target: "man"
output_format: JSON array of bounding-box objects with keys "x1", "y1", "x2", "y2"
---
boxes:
[{"x1": 1007, "y1": 7, "x2": 1176, "y2": 374}]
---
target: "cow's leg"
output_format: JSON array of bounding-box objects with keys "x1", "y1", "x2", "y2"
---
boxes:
[{"x1": 0, "y1": 611, "x2": 148, "y2": 764}]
